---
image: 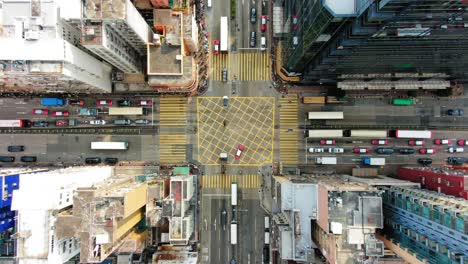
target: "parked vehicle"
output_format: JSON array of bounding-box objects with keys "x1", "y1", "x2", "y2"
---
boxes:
[
  {"x1": 448, "y1": 147, "x2": 464, "y2": 153},
  {"x1": 435, "y1": 139, "x2": 452, "y2": 145},
  {"x1": 33, "y1": 109, "x2": 49, "y2": 115},
  {"x1": 117, "y1": 100, "x2": 131, "y2": 107},
  {"x1": 376, "y1": 148, "x2": 394, "y2": 154},
  {"x1": 41, "y1": 98, "x2": 66, "y2": 106},
  {"x1": 90, "y1": 120, "x2": 106, "y2": 125},
  {"x1": 20, "y1": 156, "x2": 37, "y2": 162},
  {"x1": 235, "y1": 145, "x2": 245, "y2": 159},
  {"x1": 320, "y1": 139, "x2": 336, "y2": 145},
  {"x1": 409, "y1": 140, "x2": 425, "y2": 146},
  {"x1": 69, "y1": 99, "x2": 84, "y2": 105},
  {"x1": 399, "y1": 148, "x2": 415, "y2": 154},
  {"x1": 97, "y1": 99, "x2": 112, "y2": 106},
  {"x1": 8, "y1": 145, "x2": 24, "y2": 152},
  {"x1": 419, "y1": 148, "x2": 436, "y2": 154},
  {"x1": 371, "y1": 139, "x2": 388, "y2": 145},
  {"x1": 353, "y1": 148, "x2": 369, "y2": 154},
  {"x1": 418, "y1": 158, "x2": 433, "y2": 165},
  {"x1": 52, "y1": 111, "x2": 69, "y2": 117},
  {"x1": 32, "y1": 121, "x2": 49, "y2": 127},
  {"x1": 85, "y1": 157, "x2": 101, "y2": 164},
  {"x1": 104, "y1": 157, "x2": 118, "y2": 165},
  {"x1": 135, "y1": 119, "x2": 150, "y2": 125},
  {"x1": 113, "y1": 119, "x2": 131, "y2": 125},
  {"x1": 0, "y1": 156, "x2": 15, "y2": 162},
  {"x1": 447, "y1": 109, "x2": 464, "y2": 116}
]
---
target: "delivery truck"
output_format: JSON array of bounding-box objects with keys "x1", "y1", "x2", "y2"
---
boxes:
[
  {"x1": 315, "y1": 157, "x2": 337, "y2": 165},
  {"x1": 362, "y1": 157, "x2": 386, "y2": 166}
]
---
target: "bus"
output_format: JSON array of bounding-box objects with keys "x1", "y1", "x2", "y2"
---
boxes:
[
  {"x1": 308, "y1": 130, "x2": 343, "y2": 138},
  {"x1": 220, "y1": 17, "x2": 228, "y2": 51},
  {"x1": 108, "y1": 107, "x2": 145, "y2": 116},
  {"x1": 395, "y1": 130, "x2": 432, "y2": 139},
  {"x1": 349, "y1": 130, "x2": 388, "y2": 138},
  {"x1": 393, "y1": 98, "x2": 414, "y2": 106},
  {"x1": 230, "y1": 223, "x2": 237, "y2": 245},
  {"x1": 0, "y1": 119, "x2": 31, "y2": 128},
  {"x1": 308, "y1": 112, "x2": 344, "y2": 120},
  {"x1": 91, "y1": 142, "x2": 129, "y2": 150},
  {"x1": 231, "y1": 182, "x2": 237, "y2": 206}
]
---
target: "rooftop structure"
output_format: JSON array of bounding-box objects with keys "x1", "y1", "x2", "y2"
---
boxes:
[
  {"x1": 382, "y1": 186, "x2": 468, "y2": 263},
  {"x1": 398, "y1": 167, "x2": 468, "y2": 199},
  {"x1": 0, "y1": 0, "x2": 112, "y2": 93},
  {"x1": 11, "y1": 167, "x2": 113, "y2": 264},
  {"x1": 277, "y1": 0, "x2": 468, "y2": 85},
  {"x1": 272, "y1": 175, "x2": 384, "y2": 263}
]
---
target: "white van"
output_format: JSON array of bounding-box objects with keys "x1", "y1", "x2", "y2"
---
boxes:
[
  {"x1": 260, "y1": 37, "x2": 266, "y2": 51},
  {"x1": 264, "y1": 216, "x2": 270, "y2": 230},
  {"x1": 207, "y1": 0, "x2": 211, "y2": 8}
]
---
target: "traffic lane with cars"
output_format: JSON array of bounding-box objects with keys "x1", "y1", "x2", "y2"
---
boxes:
[
  {"x1": 237, "y1": 191, "x2": 264, "y2": 264},
  {"x1": 0, "y1": 134, "x2": 159, "y2": 164},
  {"x1": 301, "y1": 131, "x2": 468, "y2": 165},
  {"x1": 208, "y1": 198, "x2": 232, "y2": 264}
]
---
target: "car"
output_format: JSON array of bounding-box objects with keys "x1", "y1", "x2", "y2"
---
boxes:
[
  {"x1": 85, "y1": 157, "x2": 101, "y2": 164},
  {"x1": 113, "y1": 119, "x2": 131, "y2": 125},
  {"x1": 8, "y1": 145, "x2": 24, "y2": 152},
  {"x1": 448, "y1": 157, "x2": 466, "y2": 165},
  {"x1": 32, "y1": 121, "x2": 49, "y2": 127},
  {"x1": 221, "y1": 208, "x2": 227, "y2": 230},
  {"x1": 55, "y1": 120, "x2": 68, "y2": 127},
  {"x1": 250, "y1": 8, "x2": 257, "y2": 23},
  {"x1": 69, "y1": 99, "x2": 84, "y2": 105},
  {"x1": 435, "y1": 139, "x2": 452, "y2": 145},
  {"x1": 135, "y1": 119, "x2": 150, "y2": 125},
  {"x1": 409, "y1": 140, "x2": 425, "y2": 146},
  {"x1": 0, "y1": 156, "x2": 15, "y2": 162},
  {"x1": 213, "y1": 39, "x2": 220, "y2": 55},
  {"x1": 419, "y1": 148, "x2": 436, "y2": 154},
  {"x1": 292, "y1": 36, "x2": 299, "y2": 47},
  {"x1": 117, "y1": 100, "x2": 131, "y2": 107},
  {"x1": 399, "y1": 148, "x2": 415, "y2": 154},
  {"x1": 97, "y1": 99, "x2": 112, "y2": 106},
  {"x1": 260, "y1": 37, "x2": 266, "y2": 51},
  {"x1": 328, "y1": 148, "x2": 344, "y2": 153},
  {"x1": 138, "y1": 100, "x2": 152, "y2": 106},
  {"x1": 90, "y1": 120, "x2": 106, "y2": 125},
  {"x1": 457, "y1": 140, "x2": 468, "y2": 146},
  {"x1": 353, "y1": 148, "x2": 369, "y2": 154},
  {"x1": 448, "y1": 147, "x2": 464, "y2": 153},
  {"x1": 447, "y1": 109, "x2": 464, "y2": 116},
  {"x1": 320, "y1": 139, "x2": 336, "y2": 145},
  {"x1": 235, "y1": 144, "x2": 245, "y2": 159},
  {"x1": 292, "y1": 15, "x2": 299, "y2": 30},
  {"x1": 261, "y1": 16, "x2": 267, "y2": 32},
  {"x1": 376, "y1": 148, "x2": 394, "y2": 154},
  {"x1": 223, "y1": 96, "x2": 228, "y2": 107},
  {"x1": 52, "y1": 111, "x2": 69, "y2": 117},
  {"x1": 250, "y1": 31, "x2": 256, "y2": 47},
  {"x1": 20, "y1": 156, "x2": 37, "y2": 162},
  {"x1": 371, "y1": 139, "x2": 388, "y2": 145},
  {"x1": 33, "y1": 109, "x2": 49, "y2": 115},
  {"x1": 308, "y1": 148, "x2": 324, "y2": 153},
  {"x1": 418, "y1": 158, "x2": 433, "y2": 165},
  {"x1": 104, "y1": 157, "x2": 118, "y2": 165},
  {"x1": 222, "y1": 68, "x2": 228, "y2": 82}
]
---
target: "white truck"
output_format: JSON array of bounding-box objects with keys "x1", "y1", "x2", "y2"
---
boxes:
[
  {"x1": 315, "y1": 157, "x2": 337, "y2": 165},
  {"x1": 362, "y1": 157, "x2": 386, "y2": 166}
]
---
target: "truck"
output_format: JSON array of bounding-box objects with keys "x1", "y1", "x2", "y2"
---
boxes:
[
  {"x1": 315, "y1": 157, "x2": 337, "y2": 165},
  {"x1": 362, "y1": 157, "x2": 385, "y2": 166},
  {"x1": 55, "y1": 120, "x2": 78, "y2": 127},
  {"x1": 220, "y1": 17, "x2": 228, "y2": 51},
  {"x1": 230, "y1": 223, "x2": 237, "y2": 245},
  {"x1": 308, "y1": 130, "x2": 343, "y2": 138},
  {"x1": 395, "y1": 130, "x2": 432, "y2": 139},
  {"x1": 41, "y1": 98, "x2": 66, "y2": 106},
  {"x1": 77, "y1": 108, "x2": 98, "y2": 117}
]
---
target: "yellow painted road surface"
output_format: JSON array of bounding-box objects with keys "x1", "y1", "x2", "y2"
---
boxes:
[
  {"x1": 201, "y1": 175, "x2": 260, "y2": 189},
  {"x1": 211, "y1": 53, "x2": 271, "y2": 81},
  {"x1": 279, "y1": 94, "x2": 298, "y2": 165},
  {"x1": 159, "y1": 97, "x2": 187, "y2": 163},
  {"x1": 159, "y1": 97, "x2": 188, "y2": 127}
]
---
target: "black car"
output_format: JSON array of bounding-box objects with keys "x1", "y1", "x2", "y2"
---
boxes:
[
  {"x1": 135, "y1": 119, "x2": 150, "y2": 125},
  {"x1": 250, "y1": 8, "x2": 257, "y2": 23},
  {"x1": 8, "y1": 145, "x2": 25, "y2": 152},
  {"x1": 21, "y1": 156, "x2": 37, "y2": 162},
  {"x1": 448, "y1": 157, "x2": 466, "y2": 165},
  {"x1": 376, "y1": 148, "x2": 394, "y2": 154},
  {"x1": 69, "y1": 99, "x2": 84, "y2": 105},
  {"x1": 418, "y1": 158, "x2": 432, "y2": 165},
  {"x1": 117, "y1": 100, "x2": 132, "y2": 107},
  {"x1": 85, "y1": 157, "x2": 102, "y2": 164},
  {"x1": 448, "y1": 109, "x2": 464, "y2": 116},
  {"x1": 399, "y1": 148, "x2": 415, "y2": 154},
  {"x1": 104, "y1": 157, "x2": 118, "y2": 165},
  {"x1": 0, "y1": 156, "x2": 15, "y2": 162},
  {"x1": 263, "y1": 246, "x2": 270, "y2": 263},
  {"x1": 250, "y1": 31, "x2": 256, "y2": 48},
  {"x1": 32, "y1": 121, "x2": 49, "y2": 127}
]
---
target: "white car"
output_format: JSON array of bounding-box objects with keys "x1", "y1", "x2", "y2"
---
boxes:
[
  {"x1": 90, "y1": 120, "x2": 106, "y2": 125},
  {"x1": 308, "y1": 148, "x2": 324, "y2": 153},
  {"x1": 449, "y1": 147, "x2": 464, "y2": 153},
  {"x1": 328, "y1": 148, "x2": 344, "y2": 153}
]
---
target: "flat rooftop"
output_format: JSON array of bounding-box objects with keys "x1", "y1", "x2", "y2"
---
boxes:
[{"x1": 148, "y1": 44, "x2": 182, "y2": 74}]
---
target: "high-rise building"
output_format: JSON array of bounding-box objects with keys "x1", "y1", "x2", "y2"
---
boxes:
[
  {"x1": 382, "y1": 186, "x2": 468, "y2": 263},
  {"x1": 398, "y1": 167, "x2": 468, "y2": 199},
  {"x1": 278, "y1": 0, "x2": 468, "y2": 85},
  {"x1": 0, "y1": 0, "x2": 113, "y2": 93}
]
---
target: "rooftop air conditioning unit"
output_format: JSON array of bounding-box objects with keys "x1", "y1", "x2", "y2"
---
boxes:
[{"x1": 25, "y1": 30, "x2": 39, "y2": 40}]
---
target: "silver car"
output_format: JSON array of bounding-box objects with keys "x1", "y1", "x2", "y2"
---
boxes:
[{"x1": 90, "y1": 120, "x2": 106, "y2": 125}]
